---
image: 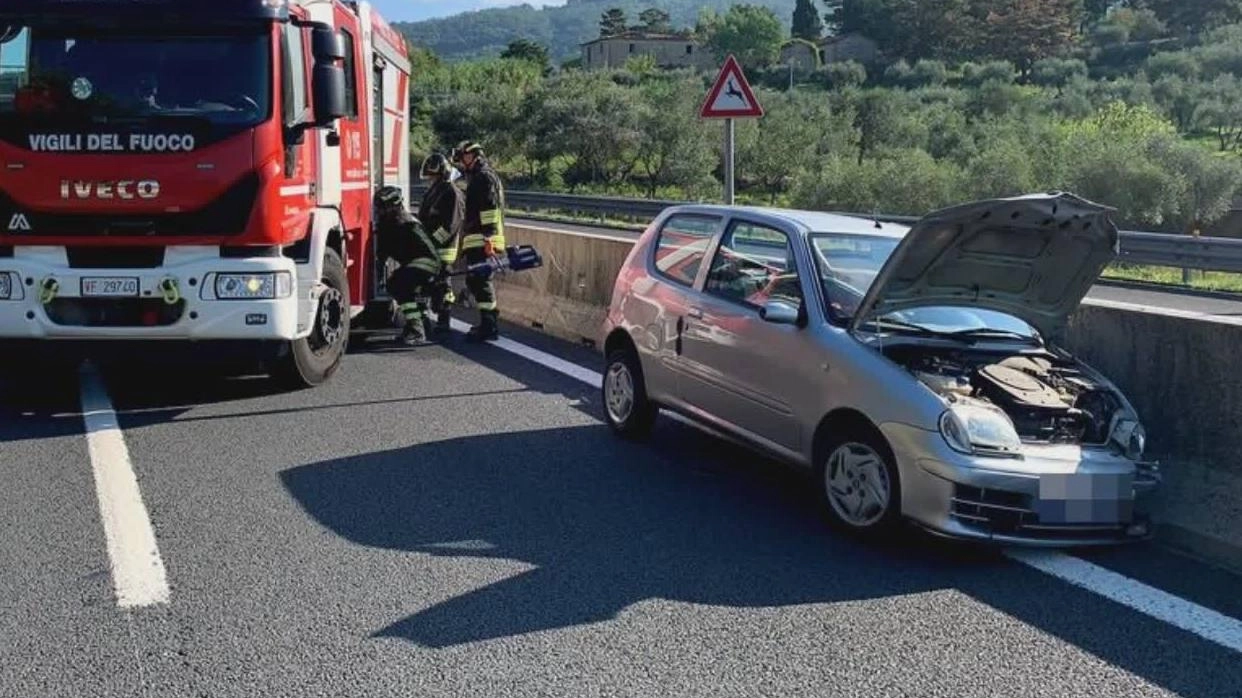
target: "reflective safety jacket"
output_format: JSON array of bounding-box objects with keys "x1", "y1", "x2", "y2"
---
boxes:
[
  {"x1": 376, "y1": 208, "x2": 441, "y2": 275},
  {"x1": 461, "y1": 158, "x2": 505, "y2": 252},
  {"x1": 417, "y1": 179, "x2": 464, "y2": 266}
]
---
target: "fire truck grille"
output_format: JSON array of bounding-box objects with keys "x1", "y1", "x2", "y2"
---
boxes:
[
  {"x1": 45, "y1": 298, "x2": 187, "y2": 328},
  {"x1": 0, "y1": 173, "x2": 258, "y2": 239}
]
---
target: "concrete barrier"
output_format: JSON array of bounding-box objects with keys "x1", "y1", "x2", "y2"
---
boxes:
[
  {"x1": 490, "y1": 223, "x2": 636, "y2": 347},
  {"x1": 1064, "y1": 302, "x2": 1242, "y2": 570},
  {"x1": 495, "y1": 223, "x2": 1242, "y2": 572}
]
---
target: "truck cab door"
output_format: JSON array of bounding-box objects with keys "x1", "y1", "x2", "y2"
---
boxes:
[
  {"x1": 278, "y1": 11, "x2": 317, "y2": 242},
  {"x1": 331, "y1": 5, "x2": 372, "y2": 306}
]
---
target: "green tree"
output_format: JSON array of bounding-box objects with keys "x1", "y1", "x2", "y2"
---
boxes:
[
  {"x1": 600, "y1": 8, "x2": 628, "y2": 37},
  {"x1": 1106, "y1": 7, "x2": 1169, "y2": 41},
  {"x1": 639, "y1": 8, "x2": 673, "y2": 33},
  {"x1": 1146, "y1": 51, "x2": 1203, "y2": 81},
  {"x1": 1193, "y1": 75, "x2": 1242, "y2": 151},
  {"x1": 911, "y1": 59, "x2": 949, "y2": 87},
  {"x1": 889, "y1": 0, "x2": 978, "y2": 61},
  {"x1": 1147, "y1": 135, "x2": 1242, "y2": 233},
  {"x1": 792, "y1": 0, "x2": 825, "y2": 40},
  {"x1": 978, "y1": 0, "x2": 1085, "y2": 76},
  {"x1": 501, "y1": 38, "x2": 551, "y2": 75},
  {"x1": 965, "y1": 135, "x2": 1038, "y2": 199},
  {"x1": 634, "y1": 79, "x2": 716, "y2": 197},
  {"x1": 736, "y1": 91, "x2": 828, "y2": 202},
  {"x1": 1135, "y1": 0, "x2": 1242, "y2": 37},
  {"x1": 827, "y1": 0, "x2": 894, "y2": 37},
  {"x1": 824, "y1": 60, "x2": 868, "y2": 88},
  {"x1": 793, "y1": 148, "x2": 964, "y2": 216},
  {"x1": 1083, "y1": 0, "x2": 1112, "y2": 25},
  {"x1": 705, "y1": 4, "x2": 786, "y2": 69},
  {"x1": 1031, "y1": 57, "x2": 1088, "y2": 92},
  {"x1": 1151, "y1": 76, "x2": 1202, "y2": 131},
  {"x1": 850, "y1": 89, "x2": 927, "y2": 163}
]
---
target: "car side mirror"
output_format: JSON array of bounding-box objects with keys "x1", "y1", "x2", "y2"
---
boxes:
[{"x1": 760, "y1": 300, "x2": 800, "y2": 326}]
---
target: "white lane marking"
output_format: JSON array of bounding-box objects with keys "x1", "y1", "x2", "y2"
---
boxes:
[
  {"x1": 456, "y1": 321, "x2": 1242, "y2": 653},
  {"x1": 449, "y1": 318, "x2": 603, "y2": 385},
  {"x1": 1007, "y1": 550, "x2": 1242, "y2": 654},
  {"x1": 79, "y1": 363, "x2": 170, "y2": 609}
]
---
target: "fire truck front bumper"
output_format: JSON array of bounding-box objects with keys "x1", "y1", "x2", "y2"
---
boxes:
[{"x1": 0, "y1": 249, "x2": 303, "y2": 342}]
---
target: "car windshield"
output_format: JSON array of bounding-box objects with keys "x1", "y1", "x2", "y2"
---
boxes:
[
  {"x1": 0, "y1": 25, "x2": 270, "y2": 136},
  {"x1": 809, "y1": 232, "x2": 1040, "y2": 341}
]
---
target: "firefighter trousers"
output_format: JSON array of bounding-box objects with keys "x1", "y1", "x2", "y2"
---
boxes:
[
  {"x1": 464, "y1": 246, "x2": 498, "y2": 321},
  {"x1": 387, "y1": 262, "x2": 439, "y2": 328}
]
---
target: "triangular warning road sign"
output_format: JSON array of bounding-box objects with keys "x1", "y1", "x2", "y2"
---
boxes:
[{"x1": 700, "y1": 54, "x2": 764, "y2": 119}]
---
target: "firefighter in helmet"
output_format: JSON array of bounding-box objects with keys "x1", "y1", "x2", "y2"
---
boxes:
[
  {"x1": 451, "y1": 140, "x2": 506, "y2": 342},
  {"x1": 373, "y1": 185, "x2": 443, "y2": 346},
  {"x1": 417, "y1": 152, "x2": 464, "y2": 335}
]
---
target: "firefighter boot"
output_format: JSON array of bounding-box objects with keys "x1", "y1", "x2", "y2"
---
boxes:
[
  {"x1": 433, "y1": 287, "x2": 454, "y2": 336},
  {"x1": 465, "y1": 310, "x2": 499, "y2": 343},
  {"x1": 397, "y1": 319, "x2": 430, "y2": 347}
]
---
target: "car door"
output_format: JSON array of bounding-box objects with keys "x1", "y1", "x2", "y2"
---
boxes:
[
  {"x1": 678, "y1": 218, "x2": 815, "y2": 453},
  {"x1": 633, "y1": 211, "x2": 724, "y2": 407}
]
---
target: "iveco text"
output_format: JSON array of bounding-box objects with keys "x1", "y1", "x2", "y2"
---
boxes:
[{"x1": 60, "y1": 180, "x2": 160, "y2": 200}]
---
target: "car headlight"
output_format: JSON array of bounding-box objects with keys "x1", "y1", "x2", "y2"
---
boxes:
[
  {"x1": 214, "y1": 272, "x2": 292, "y2": 300},
  {"x1": 1111, "y1": 419, "x2": 1146, "y2": 461},
  {"x1": 939, "y1": 401, "x2": 1023, "y2": 458}
]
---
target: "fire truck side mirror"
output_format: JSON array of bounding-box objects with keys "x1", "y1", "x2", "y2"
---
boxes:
[{"x1": 308, "y1": 22, "x2": 348, "y2": 128}]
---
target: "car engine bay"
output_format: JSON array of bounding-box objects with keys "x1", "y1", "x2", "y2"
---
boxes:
[{"x1": 883, "y1": 345, "x2": 1126, "y2": 445}]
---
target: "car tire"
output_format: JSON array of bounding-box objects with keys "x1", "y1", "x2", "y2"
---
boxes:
[
  {"x1": 602, "y1": 345, "x2": 657, "y2": 439},
  {"x1": 814, "y1": 427, "x2": 903, "y2": 540},
  {"x1": 270, "y1": 248, "x2": 350, "y2": 390}
]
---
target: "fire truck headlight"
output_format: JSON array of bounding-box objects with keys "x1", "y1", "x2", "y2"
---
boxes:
[
  {"x1": 0, "y1": 272, "x2": 14, "y2": 301},
  {"x1": 214, "y1": 272, "x2": 292, "y2": 300}
]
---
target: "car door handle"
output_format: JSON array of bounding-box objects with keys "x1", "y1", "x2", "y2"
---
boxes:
[{"x1": 687, "y1": 307, "x2": 702, "y2": 319}]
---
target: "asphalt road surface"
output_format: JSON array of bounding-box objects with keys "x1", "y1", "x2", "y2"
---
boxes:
[
  {"x1": 510, "y1": 217, "x2": 1242, "y2": 319},
  {"x1": 2, "y1": 318, "x2": 1241, "y2": 698}
]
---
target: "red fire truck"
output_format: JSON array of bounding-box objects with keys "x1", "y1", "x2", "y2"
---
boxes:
[{"x1": 0, "y1": 0, "x2": 411, "y2": 387}]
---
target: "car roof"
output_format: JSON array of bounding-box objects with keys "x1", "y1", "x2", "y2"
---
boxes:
[{"x1": 664, "y1": 204, "x2": 911, "y2": 240}]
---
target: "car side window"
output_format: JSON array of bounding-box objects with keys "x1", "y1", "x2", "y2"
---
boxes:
[
  {"x1": 652, "y1": 213, "x2": 721, "y2": 288},
  {"x1": 704, "y1": 221, "x2": 804, "y2": 310}
]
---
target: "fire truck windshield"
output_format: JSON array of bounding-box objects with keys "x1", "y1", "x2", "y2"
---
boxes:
[{"x1": 0, "y1": 25, "x2": 271, "y2": 138}]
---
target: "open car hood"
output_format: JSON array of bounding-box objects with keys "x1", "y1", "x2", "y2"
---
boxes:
[{"x1": 849, "y1": 192, "x2": 1120, "y2": 339}]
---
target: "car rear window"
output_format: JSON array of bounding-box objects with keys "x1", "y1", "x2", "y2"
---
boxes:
[{"x1": 652, "y1": 214, "x2": 720, "y2": 287}]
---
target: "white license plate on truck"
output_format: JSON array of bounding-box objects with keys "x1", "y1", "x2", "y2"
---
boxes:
[{"x1": 81, "y1": 277, "x2": 139, "y2": 297}]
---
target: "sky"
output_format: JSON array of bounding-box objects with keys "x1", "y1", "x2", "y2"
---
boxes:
[{"x1": 369, "y1": 0, "x2": 566, "y2": 23}]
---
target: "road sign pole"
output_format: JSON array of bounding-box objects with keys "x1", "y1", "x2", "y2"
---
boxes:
[
  {"x1": 699, "y1": 54, "x2": 763, "y2": 207},
  {"x1": 723, "y1": 118, "x2": 734, "y2": 206}
]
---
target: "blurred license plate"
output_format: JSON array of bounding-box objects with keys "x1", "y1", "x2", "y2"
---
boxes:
[
  {"x1": 1036, "y1": 473, "x2": 1134, "y2": 524},
  {"x1": 81, "y1": 277, "x2": 139, "y2": 297}
]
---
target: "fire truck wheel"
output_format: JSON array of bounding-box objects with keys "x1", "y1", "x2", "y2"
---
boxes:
[{"x1": 270, "y1": 248, "x2": 350, "y2": 389}]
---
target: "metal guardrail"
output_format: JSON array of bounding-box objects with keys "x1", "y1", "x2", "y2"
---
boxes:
[{"x1": 410, "y1": 186, "x2": 1242, "y2": 275}]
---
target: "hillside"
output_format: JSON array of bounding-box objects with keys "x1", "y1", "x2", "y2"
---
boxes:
[{"x1": 395, "y1": 0, "x2": 797, "y2": 62}]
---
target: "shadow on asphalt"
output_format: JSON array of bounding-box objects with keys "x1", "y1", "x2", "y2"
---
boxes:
[
  {"x1": 278, "y1": 332, "x2": 1242, "y2": 697},
  {"x1": 0, "y1": 361, "x2": 88, "y2": 442}
]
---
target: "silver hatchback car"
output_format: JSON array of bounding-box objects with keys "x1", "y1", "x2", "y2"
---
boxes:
[{"x1": 599, "y1": 192, "x2": 1160, "y2": 546}]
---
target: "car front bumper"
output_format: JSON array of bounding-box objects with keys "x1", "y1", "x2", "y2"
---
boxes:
[{"x1": 881, "y1": 422, "x2": 1161, "y2": 547}]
